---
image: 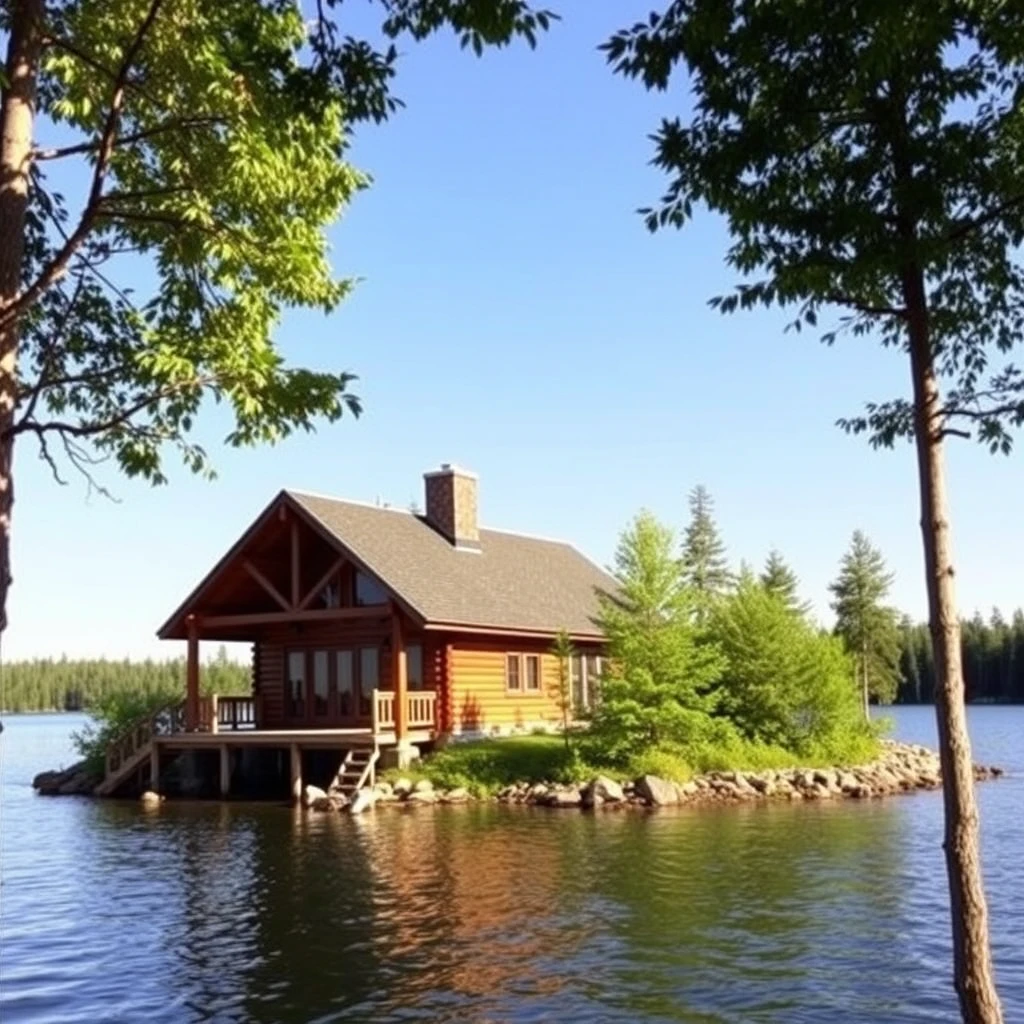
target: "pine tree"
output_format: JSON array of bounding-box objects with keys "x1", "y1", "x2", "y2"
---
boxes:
[
  {"x1": 681, "y1": 485, "x2": 732, "y2": 617},
  {"x1": 760, "y1": 550, "x2": 811, "y2": 617},
  {"x1": 829, "y1": 531, "x2": 901, "y2": 718},
  {"x1": 591, "y1": 511, "x2": 725, "y2": 758}
]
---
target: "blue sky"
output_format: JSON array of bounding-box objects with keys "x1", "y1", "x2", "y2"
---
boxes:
[{"x1": 6, "y1": 2, "x2": 1023, "y2": 661}]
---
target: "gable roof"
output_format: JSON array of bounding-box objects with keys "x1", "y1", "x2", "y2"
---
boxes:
[{"x1": 288, "y1": 490, "x2": 613, "y2": 639}]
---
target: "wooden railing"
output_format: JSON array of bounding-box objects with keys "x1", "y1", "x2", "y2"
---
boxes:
[
  {"x1": 371, "y1": 689, "x2": 437, "y2": 735},
  {"x1": 213, "y1": 695, "x2": 256, "y2": 732},
  {"x1": 407, "y1": 691, "x2": 437, "y2": 729},
  {"x1": 104, "y1": 700, "x2": 186, "y2": 778}
]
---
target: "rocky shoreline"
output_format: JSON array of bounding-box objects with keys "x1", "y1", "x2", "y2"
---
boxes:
[
  {"x1": 34, "y1": 741, "x2": 1004, "y2": 810},
  {"x1": 303, "y1": 740, "x2": 1004, "y2": 814}
]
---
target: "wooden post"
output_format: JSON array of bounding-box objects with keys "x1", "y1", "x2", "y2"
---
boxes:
[
  {"x1": 392, "y1": 613, "x2": 408, "y2": 744},
  {"x1": 186, "y1": 614, "x2": 200, "y2": 731},
  {"x1": 149, "y1": 742, "x2": 160, "y2": 792},
  {"x1": 210, "y1": 693, "x2": 219, "y2": 734},
  {"x1": 290, "y1": 743, "x2": 302, "y2": 803},
  {"x1": 219, "y1": 745, "x2": 231, "y2": 797}
]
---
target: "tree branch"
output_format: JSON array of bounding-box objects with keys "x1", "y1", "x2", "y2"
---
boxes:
[
  {"x1": 0, "y1": 0, "x2": 166, "y2": 331},
  {"x1": 32, "y1": 117, "x2": 225, "y2": 161}
]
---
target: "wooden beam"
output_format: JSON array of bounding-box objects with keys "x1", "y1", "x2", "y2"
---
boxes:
[
  {"x1": 150, "y1": 742, "x2": 160, "y2": 792},
  {"x1": 242, "y1": 559, "x2": 291, "y2": 611},
  {"x1": 186, "y1": 615, "x2": 200, "y2": 731},
  {"x1": 298, "y1": 557, "x2": 345, "y2": 610},
  {"x1": 291, "y1": 520, "x2": 300, "y2": 607},
  {"x1": 200, "y1": 606, "x2": 388, "y2": 630},
  {"x1": 392, "y1": 612, "x2": 408, "y2": 744}
]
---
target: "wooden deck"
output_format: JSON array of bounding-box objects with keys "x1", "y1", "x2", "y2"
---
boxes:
[{"x1": 97, "y1": 689, "x2": 437, "y2": 798}]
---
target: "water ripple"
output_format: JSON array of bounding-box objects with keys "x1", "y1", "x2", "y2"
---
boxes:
[{"x1": 1, "y1": 708, "x2": 1022, "y2": 1023}]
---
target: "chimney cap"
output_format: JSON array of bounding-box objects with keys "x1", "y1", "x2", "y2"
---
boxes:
[{"x1": 423, "y1": 463, "x2": 477, "y2": 480}]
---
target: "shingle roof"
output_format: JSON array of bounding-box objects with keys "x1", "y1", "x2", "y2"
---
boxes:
[{"x1": 289, "y1": 490, "x2": 613, "y2": 638}]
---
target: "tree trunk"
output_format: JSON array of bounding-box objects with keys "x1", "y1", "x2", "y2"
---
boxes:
[
  {"x1": 906, "y1": 284, "x2": 1003, "y2": 1023},
  {"x1": 862, "y1": 641, "x2": 870, "y2": 722},
  {"x1": 0, "y1": 0, "x2": 42, "y2": 638}
]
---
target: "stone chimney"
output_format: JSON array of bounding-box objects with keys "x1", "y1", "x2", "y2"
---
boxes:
[{"x1": 423, "y1": 464, "x2": 479, "y2": 550}]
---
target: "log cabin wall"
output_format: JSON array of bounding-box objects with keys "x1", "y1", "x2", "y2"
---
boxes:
[
  {"x1": 446, "y1": 636, "x2": 604, "y2": 737},
  {"x1": 251, "y1": 619, "x2": 443, "y2": 729}
]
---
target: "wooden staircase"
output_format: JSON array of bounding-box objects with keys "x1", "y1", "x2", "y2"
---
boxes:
[
  {"x1": 94, "y1": 701, "x2": 185, "y2": 797},
  {"x1": 328, "y1": 747, "x2": 379, "y2": 800}
]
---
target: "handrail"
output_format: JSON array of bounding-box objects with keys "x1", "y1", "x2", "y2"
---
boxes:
[
  {"x1": 216, "y1": 695, "x2": 256, "y2": 732},
  {"x1": 407, "y1": 691, "x2": 436, "y2": 729},
  {"x1": 104, "y1": 699, "x2": 185, "y2": 778}
]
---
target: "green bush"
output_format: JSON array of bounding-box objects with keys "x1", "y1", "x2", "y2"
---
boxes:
[
  {"x1": 628, "y1": 746, "x2": 693, "y2": 782},
  {"x1": 72, "y1": 685, "x2": 181, "y2": 775}
]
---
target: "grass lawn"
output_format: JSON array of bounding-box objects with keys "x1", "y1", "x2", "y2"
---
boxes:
[{"x1": 384, "y1": 734, "x2": 586, "y2": 795}]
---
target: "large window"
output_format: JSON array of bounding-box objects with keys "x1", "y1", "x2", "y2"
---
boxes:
[
  {"x1": 336, "y1": 650, "x2": 354, "y2": 717},
  {"x1": 571, "y1": 654, "x2": 602, "y2": 713},
  {"x1": 287, "y1": 651, "x2": 306, "y2": 718},
  {"x1": 354, "y1": 571, "x2": 387, "y2": 607},
  {"x1": 359, "y1": 647, "x2": 378, "y2": 716},
  {"x1": 313, "y1": 650, "x2": 329, "y2": 716},
  {"x1": 407, "y1": 644, "x2": 423, "y2": 691},
  {"x1": 505, "y1": 653, "x2": 542, "y2": 694}
]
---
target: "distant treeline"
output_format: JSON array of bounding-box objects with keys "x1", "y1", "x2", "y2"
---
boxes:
[
  {"x1": 0, "y1": 648, "x2": 250, "y2": 713},
  {"x1": 898, "y1": 610, "x2": 1024, "y2": 704}
]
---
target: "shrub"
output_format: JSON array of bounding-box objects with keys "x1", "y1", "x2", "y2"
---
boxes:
[
  {"x1": 629, "y1": 746, "x2": 693, "y2": 782},
  {"x1": 72, "y1": 685, "x2": 181, "y2": 775}
]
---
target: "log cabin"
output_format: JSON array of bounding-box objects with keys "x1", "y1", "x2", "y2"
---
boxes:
[{"x1": 98, "y1": 465, "x2": 614, "y2": 800}]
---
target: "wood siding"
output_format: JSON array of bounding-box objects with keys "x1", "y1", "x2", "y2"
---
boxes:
[
  {"x1": 447, "y1": 637, "x2": 603, "y2": 735},
  {"x1": 252, "y1": 618, "x2": 442, "y2": 729}
]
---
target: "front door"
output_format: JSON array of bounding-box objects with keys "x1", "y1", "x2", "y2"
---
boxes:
[{"x1": 285, "y1": 646, "x2": 379, "y2": 727}]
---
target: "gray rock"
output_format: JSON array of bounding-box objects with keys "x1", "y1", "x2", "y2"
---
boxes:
[
  {"x1": 582, "y1": 775, "x2": 624, "y2": 807},
  {"x1": 139, "y1": 790, "x2": 163, "y2": 807},
  {"x1": 546, "y1": 787, "x2": 582, "y2": 808},
  {"x1": 310, "y1": 796, "x2": 335, "y2": 812},
  {"x1": 406, "y1": 789, "x2": 438, "y2": 805},
  {"x1": 303, "y1": 784, "x2": 328, "y2": 807},
  {"x1": 392, "y1": 777, "x2": 414, "y2": 797},
  {"x1": 412, "y1": 778, "x2": 434, "y2": 794},
  {"x1": 634, "y1": 774, "x2": 679, "y2": 806},
  {"x1": 349, "y1": 788, "x2": 376, "y2": 814},
  {"x1": 442, "y1": 787, "x2": 470, "y2": 803}
]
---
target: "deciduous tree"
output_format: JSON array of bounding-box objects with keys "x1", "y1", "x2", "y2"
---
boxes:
[
  {"x1": 604, "y1": 3, "x2": 1019, "y2": 1017},
  {"x1": 0, "y1": 0, "x2": 552, "y2": 636}
]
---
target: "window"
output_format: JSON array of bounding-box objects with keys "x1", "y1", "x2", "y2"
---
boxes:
[
  {"x1": 571, "y1": 654, "x2": 603, "y2": 713},
  {"x1": 318, "y1": 580, "x2": 341, "y2": 609},
  {"x1": 336, "y1": 650, "x2": 354, "y2": 717},
  {"x1": 354, "y1": 571, "x2": 387, "y2": 607},
  {"x1": 505, "y1": 653, "x2": 521, "y2": 692},
  {"x1": 407, "y1": 644, "x2": 423, "y2": 691},
  {"x1": 287, "y1": 651, "x2": 306, "y2": 718},
  {"x1": 313, "y1": 650, "x2": 329, "y2": 716},
  {"x1": 524, "y1": 654, "x2": 541, "y2": 692},
  {"x1": 359, "y1": 647, "x2": 379, "y2": 716}
]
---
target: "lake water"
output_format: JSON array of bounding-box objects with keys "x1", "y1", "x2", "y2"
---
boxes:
[{"x1": 0, "y1": 708, "x2": 1021, "y2": 1023}]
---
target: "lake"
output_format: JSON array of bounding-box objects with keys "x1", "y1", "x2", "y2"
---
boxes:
[{"x1": 0, "y1": 708, "x2": 1021, "y2": 1023}]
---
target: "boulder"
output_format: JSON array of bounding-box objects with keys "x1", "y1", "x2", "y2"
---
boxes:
[
  {"x1": 678, "y1": 781, "x2": 699, "y2": 799},
  {"x1": 412, "y1": 778, "x2": 434, "y2": 794},
  {"x1": 349, "y1": 788, "x2": 376, "y2": 814},
  {"x1": 545, "y1": 787, "x2": 582, "y2": 808},
  {"x1": 634, "y1": 774, "x2": 679, "y2": 806},
  {"x1": 581, "y1": 776, "x2": 624, "y2": 808},
  {"x1": 303, "y1": 784, "x2": 328, "y2": 808},
  {"x1": 392, "y1": 777, "x2": 414, "y2": 797},
  {"x1": 310, "y1": 796, "x2": 335, "y2": 812},
  {"x1": 139, "y1": 790, "x2": 163, "y2": 807},
  {"x1": 442, "y1": 787, "x2": 470, "y2": 803},
  {"x1": 406, "y1": 789, "x2": 438, "y2": 805}
]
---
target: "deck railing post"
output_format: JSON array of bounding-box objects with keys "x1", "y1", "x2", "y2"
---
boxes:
[
  {"x1": 210, "y1": 694, "x2": 219, "y2": 734},
  {"x1": 372, "y1": 689, "x2": 379, "y2": 737}
]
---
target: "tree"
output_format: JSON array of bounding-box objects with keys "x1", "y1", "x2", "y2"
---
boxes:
[
  {"x1": 590, "y1": 510, "x2": 724, "y2": 761},
  {"x1": 760, "y1": 549, "x2": 810, "y2": 617},
  {"x1": 681, "y1": 484, "x2": 732, "y2": 617},
  {"x1": 0, "y1": 0, "x2": 553, "y2": 636},
  {"x1": 550, "y1": 628, "x2": 575, "y2": 754},
  {"x1": 603, "y1": 4, "x2": 1011, "y2": 1016},
  {"x1": 829, "y1": 531, "x2": 902, "y2": 715},
  {"x1": 710, "y1": 578, "x2": 864, "y2": 755}
]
